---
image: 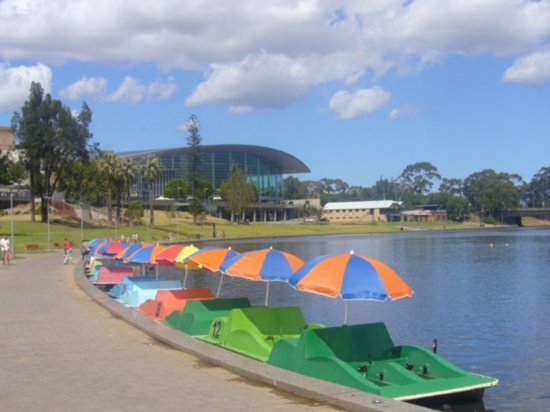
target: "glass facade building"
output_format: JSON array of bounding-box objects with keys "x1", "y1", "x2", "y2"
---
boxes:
[{"x1": 118, "y1": 144, "x2": 310, "y2": 202}]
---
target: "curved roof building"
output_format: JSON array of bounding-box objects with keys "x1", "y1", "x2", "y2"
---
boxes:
[{"x1": 118, "y1": 144, "x2": 310, "y2": 201}]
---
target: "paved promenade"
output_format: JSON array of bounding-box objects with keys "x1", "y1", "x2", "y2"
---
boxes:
[{"x1": 0, "y1": 253, "x2": 427, "y2": 412}]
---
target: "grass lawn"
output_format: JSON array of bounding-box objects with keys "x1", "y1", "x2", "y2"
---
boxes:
[{"x1": 0, "y1": 206, "x2": 483, "y2": 257}]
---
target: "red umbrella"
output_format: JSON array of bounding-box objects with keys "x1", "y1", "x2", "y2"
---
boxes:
[
  {"x1": 104, "y1": 241, "x2": 128, "y2": 255},
  {"x1": 155, "y1": 244, "x2": 187, "y2": 266}
]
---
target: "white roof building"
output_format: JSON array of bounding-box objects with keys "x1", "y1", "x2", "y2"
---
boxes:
[
  {"x1": 323, "y1": 200, "x2": 403, "y2": 211},
  {"x1": 323, "y1": 200, "x2": 403, "y2": 223}
]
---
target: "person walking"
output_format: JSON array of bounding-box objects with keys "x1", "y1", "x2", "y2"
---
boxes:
[
  {"x1": 63, "y1": 238, "x2": 73, "y2": 264},
  {"x1": 1, "y1": 236, "x2": 10, "y2": 265}
]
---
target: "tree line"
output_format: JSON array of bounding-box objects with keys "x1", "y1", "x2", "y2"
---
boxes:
[{"x1": 283, "y1": 162, "x2": 550, "y2": 222}]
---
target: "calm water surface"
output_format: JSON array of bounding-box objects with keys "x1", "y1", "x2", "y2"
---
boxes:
[{"x1": 172, "y1": 228, "x2": 550, "y2": 412}]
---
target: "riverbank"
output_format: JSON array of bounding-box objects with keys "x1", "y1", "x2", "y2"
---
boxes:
[{"x1": 1, "y1": 206, "x2": 548, "y2": 254}]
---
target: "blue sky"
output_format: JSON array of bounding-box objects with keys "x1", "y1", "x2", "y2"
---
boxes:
[{"x1": 1, "y1": 0, "x2": 549, "y2": 187}]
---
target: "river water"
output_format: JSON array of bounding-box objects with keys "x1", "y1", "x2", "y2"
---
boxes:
[{"x1": 171, "y1": 228, "x2": 550, "y2": 411}]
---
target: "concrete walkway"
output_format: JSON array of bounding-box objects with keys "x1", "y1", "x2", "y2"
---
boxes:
[{"x1": 0, "y1": 253, "x2": 342, "y2": 411}]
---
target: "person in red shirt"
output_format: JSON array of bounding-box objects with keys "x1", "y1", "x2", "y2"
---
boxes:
[{"x1": 63, "y1": 238, "x2": 73, "y2": 264}]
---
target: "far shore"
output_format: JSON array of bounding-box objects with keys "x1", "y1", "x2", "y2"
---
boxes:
[{"x1": 1, "y1": 206, "x2": 548, "y2": 255}]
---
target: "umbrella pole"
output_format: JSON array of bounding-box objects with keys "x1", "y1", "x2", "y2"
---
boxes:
[
  {"x1": 216, "y1": 273, "x2": 224, "y2": 298},
  {"x1": 344, "y1": 300, "x2": 349, "y2": 325},
  {"x1": 264, "y1": 282, "x2": 270, "y2": 307},
  {"x1": 155, "y1": 263, "x2": 159, "y2": 280},
  {"x1": 183, "y1": 264, "x2": 189, "y2": 288}
]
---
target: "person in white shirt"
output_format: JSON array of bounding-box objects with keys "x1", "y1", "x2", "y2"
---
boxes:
[{"x1": 0, "y1": 236, "x2": 10, "y2": 265}]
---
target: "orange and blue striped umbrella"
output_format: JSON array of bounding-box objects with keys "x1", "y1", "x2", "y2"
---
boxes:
[
  {"x1": 185, "y1": 247, "x2": 240, "y2": 296},
  {"x1": 289, "y1": 251, "x2": 413, "y2": 323},
  {"x1": 125, "y1": 244, "x2": 167, "y2": 265},
  {"x1": 221, "y1": 247, "x2": 303, "y2": 281},
  {"x1": 114, "y1": 242, "x2": 151, "y2": 261},
  {"x1": 185, "y1": 246, "x2": 239, "y2": 272},
  {"x1": 221, "y1": 247, "x2": 304, "y2": 305}
]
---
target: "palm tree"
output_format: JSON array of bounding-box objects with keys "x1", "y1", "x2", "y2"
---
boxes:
[
  {"x1": 114, "y1": 158, "x2": 137, "y2": 223},
  {"x1": 96, "y1": 152, "x2": 118, "y2": 222},
  {"x1": 142, "y1": 155, "x2": 163, "y2": 225}
]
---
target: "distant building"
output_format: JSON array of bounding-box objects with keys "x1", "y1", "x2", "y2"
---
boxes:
[
  {"x1": 0, "y1": 126, "x2": 15, "y2": 156},
  {"x1": 400, "y1": 204, "x2": 448, "y2": 222},
  {"x1": 323, "y1": 200, "x2": 403, "y2": 222},
  {"x1": 118, "y1": 144, "x2": 310, "y2": 202}
]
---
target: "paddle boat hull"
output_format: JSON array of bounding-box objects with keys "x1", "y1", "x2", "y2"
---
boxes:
[
  {"x1": 201, "y1": 306, "x2": 324, "y2": 362},
  {"x1": 164, "y1": 298, "x2": 252, "y2": 336},
  {"x1": 268, "y1": 322, "x2": 498, "y2": 401}
]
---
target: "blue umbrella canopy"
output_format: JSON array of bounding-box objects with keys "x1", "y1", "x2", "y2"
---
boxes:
[{"x1": 220, "y1": 247, "x2": 304, "y2": 305}]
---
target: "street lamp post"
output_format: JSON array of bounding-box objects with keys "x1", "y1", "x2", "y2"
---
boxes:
[
  {"x1": 9, "y1": 190, "x2": 15, "y2": 259},
  {"x1": 44, "y1": 196, "x2": 51, "y2": 251},
  {"x1": 79, "y1": 195, "x2": 83, "y2": 243}
]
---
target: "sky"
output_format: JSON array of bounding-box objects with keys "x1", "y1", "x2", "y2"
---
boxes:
[{"x1": 1, "y1": 0, "x2": 549, "y2": 188}]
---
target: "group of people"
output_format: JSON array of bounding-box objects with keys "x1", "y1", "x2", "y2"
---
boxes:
[{"x1": 0, "y1": 236, "x2": 12, "y2": 265}]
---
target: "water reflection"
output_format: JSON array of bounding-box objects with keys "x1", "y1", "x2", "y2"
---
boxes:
[{"x1": 164, "y1": 228, "x2": 550, "y2": 411}]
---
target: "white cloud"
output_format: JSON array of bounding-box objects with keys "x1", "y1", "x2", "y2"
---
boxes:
[
  {"x1": 186, "y1": 53, "x2": 311, "y2": 110},
  {"x1": 0, "y1": 63, "x2": 52, "y2": 111},
  {"x1": 59, "y1": 76, "x2": 107, "y2": 100},
  {"x1": 502, "y1": 50, "x2": 550, "y2": 87},
  {"x1": 147, "y1": 77, "x2": 177, "y2": 100},
  {"x1": 329, "y1": 87, "x2": 391, "y2": 120},
  {"x1": 388, "y1": 104, "x2": 421, "y2": 121},
  {"x1": 106, "y1": 76, "x2": 177, "y2": 104},
  {"x1": 106, "y1": 77, "x2": 145, "y2": 104},
  {"x1": 1, "y1": 1, "x2": 549, "y2": 111}
]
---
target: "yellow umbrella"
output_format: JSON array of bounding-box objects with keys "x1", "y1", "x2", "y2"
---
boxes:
[{"x1": 174, "y1": 245, "x2": 200, "y2": 287}]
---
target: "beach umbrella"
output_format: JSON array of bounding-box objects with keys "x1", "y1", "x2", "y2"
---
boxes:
[
  {"x1": 155, "y1": 244, "x2": 200, "y2": 286},
  {"x1": 185, "y1": 247, "x2": 239, "y2": 296},
  {"x1": 126, "y1": 244, "x2": 167, "y2": 278},
  {"x1": 171, "y1": 245, "x2": 200, "y2": 287},
  {"x1": 103, "y1": 241, "x2": 128, "y2": 255},
  {"x1": 89, "y1": 238, "x2": 108, "y2": 247},
  {"x1": 289, "y1": 251, "x2": 413, "y2": 324},
  {"x1": 91, "y1": 239, "x2": 112, "y2": 256},
  {"x1": 114, "y1": 242, "x2": 150, "y2": 261},
  {"x1": 126, "y1": 244, "x2": 166, "y2": 264},
  {"x1": 154, "y1": 244, "x2": 187, "y2": 266},
  {"x1": 220, "y1": 247, "x2": 303, "y2": 305}
]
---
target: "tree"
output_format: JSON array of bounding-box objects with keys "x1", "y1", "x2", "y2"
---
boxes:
[
  {"x1": 529, "y1": 167, "x2": 550, "y2": 207},
  {"x1": 439, "y1": 178, "x2": 464, "y2": 195},
  {"x1": 114, "y1": 158, "x2": 137, "y2": 223},
  {"x1": 427, "y1": 192, "x2": 470, "y2": 222},
  {"x1": 220, "y1": 165, "x2": 257, "y2": 222},
  {"x1": 464, "y1": 169, "x2": 522, "y2": 219},
  {"x1": 185, "y1": 114, "x2": 203, "y2": 223},
  {"x1": 0, "y1": 155, "x2": 25, "y2": 185},
  {"x1": 11, "y1": 82, "x2": 93, "y2": 222},
  {"x1": 399, "y1": 162, "x2": 441, "y2": 195},
  {"x1": 125, "y1": 200, "x2": 144, "y2": 226},
  {"x1": 370, "y1": 176, "x2": 402, "y2": 200},
  {"x1": 164, "y1": 179, "x2": 189, "y2": 200},
  {"x1": 57, "y1": 157, "x2": 108, "y2": 206},
  {"x1": 283, "y1": 176, "x2": 307, "y2": 199},
  {"x1": 96, "y1": 152, "x2": 119, "y2": 221},
  {"x1": 142, "y1": 155, "x2": 163, "y2": 225}
]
